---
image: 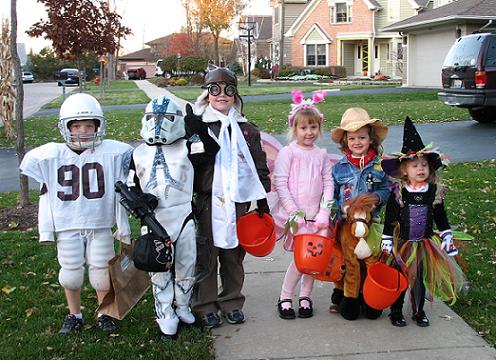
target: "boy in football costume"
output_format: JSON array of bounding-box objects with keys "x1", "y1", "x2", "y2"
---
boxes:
[
  {"x1": 127, "y1": 96, "x2": 218, "y2": 341},
  {"x1": 20, "y1": 93, "x2": 132, "y2": 335}
]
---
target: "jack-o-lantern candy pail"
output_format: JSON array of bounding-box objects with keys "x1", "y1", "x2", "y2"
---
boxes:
[
  {"x1": 293, "y1": 233, "x2": 332, "y2": 275},
  {"x1": 237, "y1": 211, "x2": 276, "y2": 257}
]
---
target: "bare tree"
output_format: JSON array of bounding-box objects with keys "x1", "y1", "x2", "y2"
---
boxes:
[{"x1": 10, "y1": 0, "x2": 29, "y2": 206}]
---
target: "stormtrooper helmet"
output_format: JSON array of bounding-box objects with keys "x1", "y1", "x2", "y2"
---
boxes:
[{"x1": 141, "y1": 96, "x2": 185, "y2": 145}]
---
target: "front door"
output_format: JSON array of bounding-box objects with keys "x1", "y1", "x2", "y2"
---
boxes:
[{"x1": 355, "y1": 44, "x2": 369, "y2": 76}]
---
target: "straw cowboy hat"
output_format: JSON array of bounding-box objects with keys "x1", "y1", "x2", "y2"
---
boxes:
[{"x1": 331, "y1": 107, "x2": 388, "y2": 144}]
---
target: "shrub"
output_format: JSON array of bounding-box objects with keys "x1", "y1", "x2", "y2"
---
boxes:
[
  {"x1": 174, "y1": 78, "x2": 189, "y2": 86},
  {"x1": 155, "y1": 78, "x2": 174, "y2": 87},
  {"x1": 190, "y1": 73, "x2": 205, "y2": 85},
  {"x1": 251, "y1": 68, "x2": 271, "y2": 79},
  {"x1": 312, "y1": 66, "x2": 346, "y2": 78},
  {"x1": 227, "y1": 62, "x2": 243, "y2": 75},
  {"x1": 180, "y1": 56, "x2": 208, "y2": 74},
  {"x1": 278, "y1": 65, "x2": 304, "y2": 77}
]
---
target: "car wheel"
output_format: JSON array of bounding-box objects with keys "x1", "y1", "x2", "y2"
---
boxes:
[{"x1": 468, "y1": 107, "x2": 496, "y2": 123}]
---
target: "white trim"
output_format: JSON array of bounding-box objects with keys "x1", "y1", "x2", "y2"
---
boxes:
[
  {"x1": 383, "y1": 15, "x2": 496, "y2": 32},
  {"x1": 299, "y1": 23, "x2": 333, "y2": 44},
  {"x1": 337, "y1": 32, "x2": 374, "y2": 39},
  {"x1": 286, "y1": 0, "x2": 321, "y2": 37},
  {"x1": 304, "y1": 43, "x2": 329, "y2": 66}
]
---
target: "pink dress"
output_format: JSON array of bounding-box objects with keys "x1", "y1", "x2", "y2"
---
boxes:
[{"x1": 269, "y1": 141, "x2": 334, "y2": 251}]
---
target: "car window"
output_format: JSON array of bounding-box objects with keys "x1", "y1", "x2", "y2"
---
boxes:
[
  {"x1": 443, "y1": 35, "x2": 484, "y2": 67},
  {"x1": 485, "y1": 38, "x2": 496, "y2": 67}
]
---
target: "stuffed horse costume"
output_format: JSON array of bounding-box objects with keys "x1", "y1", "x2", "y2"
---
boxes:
[{"x1": 331, "y1": 193, "x2": 383, "y2": 320}]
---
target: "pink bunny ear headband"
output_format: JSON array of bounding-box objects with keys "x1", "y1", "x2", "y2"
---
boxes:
[{"x1": 287, "y1": 90, "x2": 327, "y2": 128}]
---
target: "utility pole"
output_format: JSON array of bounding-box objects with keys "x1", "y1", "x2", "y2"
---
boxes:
[{"x1": 239, "y1": 21, "x2": 256, "y2": 86}]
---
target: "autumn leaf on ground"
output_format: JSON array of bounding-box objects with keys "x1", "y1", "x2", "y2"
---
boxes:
[
  {"x1": 25, "y1": 308, "x2": 35, "y2": 317},
  {"x1": 2, "y1": 285, "x2": 16, "y2": 295},
  {"x1": 492, "y1": 215, "x2": 496, "y2": 224},
  {"x1": 8, "y1": 222, "x2": 19, "y2": 229}
]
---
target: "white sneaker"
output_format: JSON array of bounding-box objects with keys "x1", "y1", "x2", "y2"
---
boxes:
[{"x1": 176, "y1": 307, "x2": 196, "y2": 324}]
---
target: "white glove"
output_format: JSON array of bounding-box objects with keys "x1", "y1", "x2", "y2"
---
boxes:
[
  {"x1": 381, "y1": 235, "x2": 393, "y2": 255},
  {"x1": 440, "y1": 230, "x2": 458, "y2": 256}
]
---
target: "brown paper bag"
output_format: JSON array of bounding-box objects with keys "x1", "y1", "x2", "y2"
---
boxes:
[{"x1": 97, "y1": 245, "x2": 150, "y2": 320}]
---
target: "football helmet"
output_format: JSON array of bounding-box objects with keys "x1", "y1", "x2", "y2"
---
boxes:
[
  {"x1": 58, "y1": 93, "x2": 105, "y2": 150},
  {"x1": 141, "y1": 96, "x2": 185, "y2": 145}
]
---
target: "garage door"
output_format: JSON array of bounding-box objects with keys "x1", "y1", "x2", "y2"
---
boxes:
[{"x1": 410, "y1": 29, "x2": 455, "y2": 87}]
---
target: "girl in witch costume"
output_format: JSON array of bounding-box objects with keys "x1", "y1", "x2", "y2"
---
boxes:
[{"x1": 380, "y1": 117, "x2": 465, "y2": 328}]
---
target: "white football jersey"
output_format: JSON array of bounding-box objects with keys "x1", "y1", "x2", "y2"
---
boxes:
[
  {"x1": 130, "y1": 140, "x2": 193, "y2": 241},
  {"x1": 20, "y1": 140, "x2": 133, "y2": 237}
]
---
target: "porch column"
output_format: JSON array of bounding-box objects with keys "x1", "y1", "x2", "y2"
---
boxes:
[
  {"x1": 337, "y1": 39, "x2": 342, "y2": 66},
  {"x1": 368, "y1": 37, "x2": 373, "y2": 77}
]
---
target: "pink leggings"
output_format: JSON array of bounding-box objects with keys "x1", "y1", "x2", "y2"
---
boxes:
[{"x1": 279, "y1": 259, "x2": 314, "y2": 308}]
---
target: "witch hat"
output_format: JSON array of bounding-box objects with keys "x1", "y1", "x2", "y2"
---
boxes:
[{"x1": 381, "y1": 117, "x2": 445, "y2": 178}]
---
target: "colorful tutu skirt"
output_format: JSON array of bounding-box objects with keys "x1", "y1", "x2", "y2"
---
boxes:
[{"x1": 397, "y1": 235, "x2": 466, "y2": 306}]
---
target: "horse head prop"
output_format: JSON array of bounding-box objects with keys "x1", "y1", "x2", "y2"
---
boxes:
[{"x1": 342, "y1": 193, "x2": 378, "y2": 259}]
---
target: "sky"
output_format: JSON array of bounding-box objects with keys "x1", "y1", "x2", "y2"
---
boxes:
[{"x1": 0, "y1": 0, "x2": 272, "y2": 55}]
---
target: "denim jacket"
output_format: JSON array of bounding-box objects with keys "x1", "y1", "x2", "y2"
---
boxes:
[{"x1": 332, "y1": 155, "x2": 390, "y2": 218}]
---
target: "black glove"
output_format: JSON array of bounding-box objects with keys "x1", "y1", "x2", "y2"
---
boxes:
[
  {"x1": 185, "y1": 103, "x2": 219, "y2": 156},
  {"x1": 185, "y1": 103, "x2": 209, "y2": 136},
  {"x1": 257, "y1": 198, "x2": 270, "y2": 218}
]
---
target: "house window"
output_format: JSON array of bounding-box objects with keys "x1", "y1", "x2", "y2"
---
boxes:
[
  {"x1": 306, "y1": 44, "x2": 326, "y2": 66},
  {"x1": 386, "y1": 44, "x2": 390, "y2": 60},
  {"x1": 397, "y1": 42, "x2": 403, "y2": 60},
  {"x1": 357, "y1": 45, "x2": 361, "y2": 59},
  {"x1": 330, "y1": 2, "x2": 352, "y2": 23},
  {"x1": 375, "y1": 45, "x2": 378, "y2": 59}
]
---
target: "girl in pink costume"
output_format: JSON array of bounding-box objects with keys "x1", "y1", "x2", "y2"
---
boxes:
[{"x1": 272, "y1": 90, "x2": 334, "y2": 319}]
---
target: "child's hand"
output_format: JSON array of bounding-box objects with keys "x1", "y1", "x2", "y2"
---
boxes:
[
  {"x1": 256, "y1": 198, "x2": 270, "y2": 218},
  {"x1": 381, "y1": 235, "x2": 393, "y2": 255},
  {"x1": 314, "y1": 209, "x2": 329, "y2": 229},
  {"x1": 440, "y1": 230, "x2": 459, "y2": 256}
]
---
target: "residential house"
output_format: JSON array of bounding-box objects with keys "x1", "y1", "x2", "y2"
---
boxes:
[
  {"x1": 271, "y1": 0, "x2": 309, "y2": 65},
  {"x1": 118, "y1": 48, "x2": 155, "y2": 79},
  {"x1": 146, "y1": 32, "x2": 235, "y2": 65},
  {"x1": 271, "y1": 0, "x2": 429, "y2": 78},
  {"x1": 383, "y1": 0, "x2": 496, "y2": 87}
]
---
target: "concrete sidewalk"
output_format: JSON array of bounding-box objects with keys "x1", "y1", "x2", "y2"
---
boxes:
[
  {"x1": 135, "y1": 81, "x2": 496, "y2": 359},
  {"x1": 213, "y1": 246, "x2": 496, "y2": 360}
]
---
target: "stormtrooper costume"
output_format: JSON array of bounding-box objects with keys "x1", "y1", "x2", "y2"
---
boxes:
[
  {"x1": 128, "y1": 96, "x2": 196, "y2": 338},
  {"x1": 20, "y1": 93, "x2": 132, "y2": 294}
]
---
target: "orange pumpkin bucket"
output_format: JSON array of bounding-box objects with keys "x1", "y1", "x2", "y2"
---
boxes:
[
  {"x1": 237, "y1": 212, "x2": 276, "y2": 257},
  {"x1": 312, "y1": 237, "x2": 345, "y2": 282},
  {"x1": 363, "y1": 262, "x2": 409, "y2": 310},
  {"x1": 293, "y1": 233, "x2": 332, "y2": 275}
]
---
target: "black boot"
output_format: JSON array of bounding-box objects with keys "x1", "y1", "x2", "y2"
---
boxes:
[
  {"x1": 389, "y1": 311, "x2": 406, "y2": 327},
  {"x1": 340, "y1": 297, "x2": 361, "y2": 320},
  {"x1": 329, "y1": 288, "x2": 344, "y2": 313}
]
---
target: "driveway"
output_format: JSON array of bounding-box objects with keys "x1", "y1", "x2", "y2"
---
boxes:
[{"x1": 23, "y1": 82, "x2": 76, "y2": 118}]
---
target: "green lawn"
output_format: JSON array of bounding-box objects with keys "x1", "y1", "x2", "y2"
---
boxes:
[
  {"x1": 165, "y1": 83, "x2": 398, "y2": 100},
  {"x1": 1, "y1": 160, "x2": 495, "y2": 358},
  {"x1": 0, "y1": 91, "x2": 468, "y2": 148},
  {"x1": 42, "y1": 80, "x2": 150, "y2": 109}
]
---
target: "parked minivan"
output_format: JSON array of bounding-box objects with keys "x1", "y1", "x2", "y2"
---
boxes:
[{"x1": 438, "y1": 32, "x2": 496, "y2": 123}]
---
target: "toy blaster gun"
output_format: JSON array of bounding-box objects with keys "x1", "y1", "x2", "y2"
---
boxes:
[{"x1": 115, "y1": 181, "x2": 173, "y2": 272}]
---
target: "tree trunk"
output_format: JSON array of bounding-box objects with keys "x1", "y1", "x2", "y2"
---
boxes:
[
  {"x1": 11, "y1": 0, "x2": 29, "y2": 207},
  {"x1": 213, "y1": 32, "x2": 220, "y2": 65}
]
